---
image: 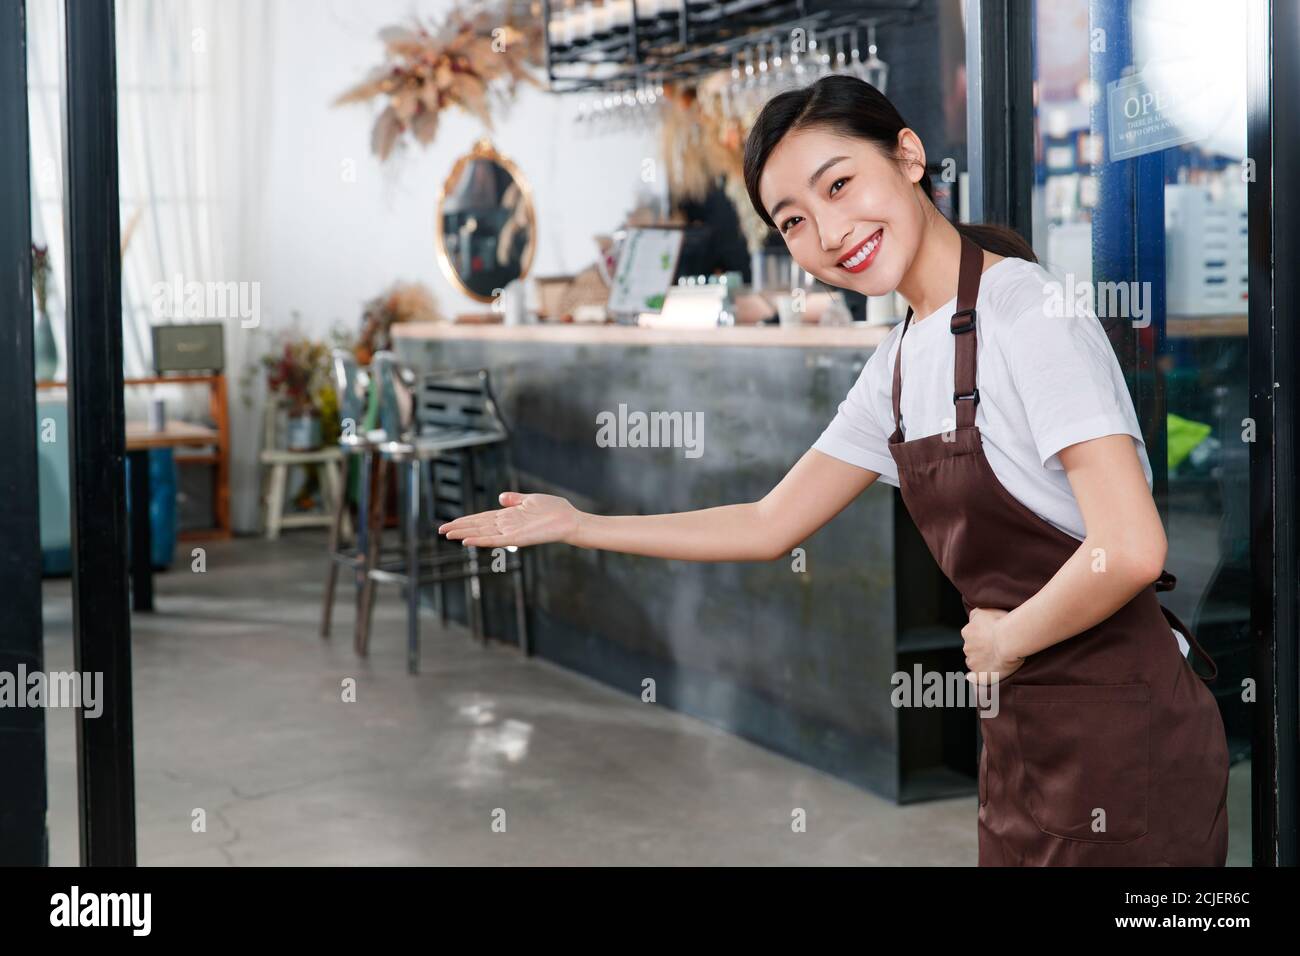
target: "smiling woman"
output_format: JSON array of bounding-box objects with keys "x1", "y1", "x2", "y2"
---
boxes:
[{"x1": 733, "y1": 73, "x2": 1230, "y2": 867}]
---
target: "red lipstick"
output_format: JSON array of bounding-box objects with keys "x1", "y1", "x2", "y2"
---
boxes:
[{"x1": 837, "y1": 228, "x2": 884, "y2": 274}]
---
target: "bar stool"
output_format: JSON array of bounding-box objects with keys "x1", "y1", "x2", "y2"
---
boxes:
[
  {"x1": 355, "y1": 351, "x2": 529, "y2": 674},
  {"x1": 320, "y1": 348, "x2": 382, "y2": 642}
]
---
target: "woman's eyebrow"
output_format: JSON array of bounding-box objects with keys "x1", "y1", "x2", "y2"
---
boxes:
[{"x1": 768, "y1": 155, "x2": 851, "y2": 220}]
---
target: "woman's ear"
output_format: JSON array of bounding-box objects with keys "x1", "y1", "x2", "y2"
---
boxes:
[{"x1": 896, "y1": 128, "x2": 927, "y2": 184}]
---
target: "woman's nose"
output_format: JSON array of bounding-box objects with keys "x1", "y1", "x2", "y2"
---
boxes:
[{"x1": 819, "y1": 220, "x2": 853, "y2": 254}]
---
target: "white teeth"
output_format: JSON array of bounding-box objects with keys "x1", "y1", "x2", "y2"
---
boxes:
[{"x1": 841, "y1": 233, "x2": 881, "y2": 267}]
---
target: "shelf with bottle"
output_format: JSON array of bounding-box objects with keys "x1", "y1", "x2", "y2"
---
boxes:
[
  {"x1": 542, "y1": 0, "x2": 921, "y2": 92},
  {"x1": 544, "y1": 0, "x2": 805, "y2": 66}
]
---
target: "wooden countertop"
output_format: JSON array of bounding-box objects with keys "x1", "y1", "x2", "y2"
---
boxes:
[
  {"x1": 393, "y1": 312, "x2": 1249, "y2": 347},
  {"x1": 125, "y1": 421, "x2": 220, "y2": 450},
  {"x1": 391, "y1": 321, "x2": 894, "y2": 349}
]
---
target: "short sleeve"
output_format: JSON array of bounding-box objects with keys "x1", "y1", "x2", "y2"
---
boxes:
[
  {"x1": 811, "y1": 337, "x2": 900, "y2": 486},
  {"x1": 1003, "y1": 301, "x2": 1148, "y2": 473}
]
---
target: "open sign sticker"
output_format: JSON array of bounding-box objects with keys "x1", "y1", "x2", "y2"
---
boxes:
[{"x1": 1106, "y1": 70, "x2": 1213, "y2": 162}]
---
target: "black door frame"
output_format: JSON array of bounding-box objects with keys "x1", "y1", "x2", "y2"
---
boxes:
[
  {"x1": 0, "y1": 0, "x2": 137, "y2": 870},
  {"x1": 1250, "y1": 0, "x2": 1299, "y2": 866},
  {"x1": 967, "y1": 0, "x2": 1297, "y2": 865},
  {"x1": 964, "y1": 0, "x2": 1035, "y2": 247},
  {"x1": 62, "y1": 0, "x2": 137, "y2": 865},
  {"x1": 0, "y1": 0, "x2": 49, "y2": 867}
]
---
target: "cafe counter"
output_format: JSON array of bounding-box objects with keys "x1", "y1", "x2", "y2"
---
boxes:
[{"x1": 392, "y1": 320, "x2": 975, "y2": 804}]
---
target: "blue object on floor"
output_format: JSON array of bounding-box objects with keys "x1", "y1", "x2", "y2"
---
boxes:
[
  {"x1": 37, "y1": 398, "x2": 71, "y2": 576},
  {"x1": 38, "y1": 396, "x2": 179, "y2": 575},
  {"x1": 125, "y1": 449, "x2": 178, "y2": 571}
]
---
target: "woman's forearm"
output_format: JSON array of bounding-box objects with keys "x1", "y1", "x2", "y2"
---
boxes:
[
  {"x1": 567, "y1": 502, "x2": 778, "y2": 562},
  {"x1": 994, "y1": 537, "x2": 1163, "y2": 662}
]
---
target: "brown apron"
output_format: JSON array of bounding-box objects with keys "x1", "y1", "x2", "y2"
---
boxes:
[{"x1": 887, "y1": 235, "x2": 1230, "y2": 866}]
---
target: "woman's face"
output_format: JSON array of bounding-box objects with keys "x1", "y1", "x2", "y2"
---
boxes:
[{"x1": 757, "y1": 126, "x2": 927, "y2": 296}]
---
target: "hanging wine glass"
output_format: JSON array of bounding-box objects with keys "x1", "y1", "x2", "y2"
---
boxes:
[
  {"x1": 758, "y1": 39, "x2": 782, "y2": 106},
  {"x1": 638, "y1": 76, "x2": 663, "y2": 131},
  {"x1": 647, "y1": 78, "x2": 663, "y2": 132},
  {"x1": 769, "y1": 35, "x2": 791, "y2": 92},
  {"x1": 811, "y1": 28, "x2": 832, "y2": 78},
  {"x1": 740, "y1": 45, "x2": 759, "y2": 121},
  {"x1": 721, "y1": 51, "x2": 741, "y2": 121},
  {"x1": 756, "y1": 39, "x2": 771, "y2": 95},
  {"x1": 621, "y1": 85, "x2": 637, "y2": 132},
  {"x1": 597, "y1": 92, "x2": 615, "y2": 133},
  {"x1": 862, "y1": 21, "x2": 889, "y2": 93}
]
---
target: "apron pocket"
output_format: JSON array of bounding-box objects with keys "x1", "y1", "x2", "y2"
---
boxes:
[{"x1": 1013, "y1": 683, "x2": 1150, "y2": 844}]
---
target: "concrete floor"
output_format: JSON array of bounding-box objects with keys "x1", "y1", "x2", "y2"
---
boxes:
[{"x1": 39, "y1": 531, "x2": 1253, "y2": 865}]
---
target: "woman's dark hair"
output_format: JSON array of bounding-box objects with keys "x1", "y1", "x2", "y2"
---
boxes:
[{"x1": 742, "y1": 74, "x2": 1037, "y2": 262}]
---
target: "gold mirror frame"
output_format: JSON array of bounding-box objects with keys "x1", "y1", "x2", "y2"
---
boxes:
[{"x1": 434, "y1": 137, "x2": 538, "y2": 304}]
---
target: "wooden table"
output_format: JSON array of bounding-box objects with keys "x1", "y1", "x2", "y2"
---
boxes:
[
  {"x1": 125, "y1": 422, "x2": 220, "y2": 612},
  {"x1": 40, "y1": 374, "x2": 232, "y2": 539}
]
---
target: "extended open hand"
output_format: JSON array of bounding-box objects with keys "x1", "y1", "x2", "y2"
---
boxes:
[{"x1": 437, "y1": 491, "x2": 581, "y2": 549}]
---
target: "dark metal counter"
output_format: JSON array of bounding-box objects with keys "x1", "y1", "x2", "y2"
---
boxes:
[{"x1": 394, "y1": 322, "x2": 974, "y2": 803}]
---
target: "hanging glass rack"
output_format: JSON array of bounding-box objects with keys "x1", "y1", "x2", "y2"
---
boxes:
[{"x1": 540, "y1": 0, "x2": 922, "y2": 93}]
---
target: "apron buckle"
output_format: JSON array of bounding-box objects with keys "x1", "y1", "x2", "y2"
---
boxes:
[
  {"x1": 954, "y1": 388, "x2": 980, "y2": 406},
  {"x1": 951, "y1": 308, "x2": 977, "y2": 333}
]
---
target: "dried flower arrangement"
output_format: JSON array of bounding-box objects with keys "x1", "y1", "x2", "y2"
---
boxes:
[
  {"x1": 239, "y1": 317, "x2": 357, "y2": 510},
  {"x1": 356, "y1": 282, "x2": 443, "y2": 365},
  {"x1": 240, "y1": 315, "x2": 352, "y2": 421},
  {"x1": 262, "y1": 338, "x2": 332, "y2": 417},
  {"x1": 333, "y1": 0, "x2": 545, "y2": 160}
]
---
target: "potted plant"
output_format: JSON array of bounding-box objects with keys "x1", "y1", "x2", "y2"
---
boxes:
[
  {"x1": 242, "y1": 317, "x2": 353, "y2": 510},
  {"x1": 272, "y1": 339, "x2": 326, "y2": 449}
]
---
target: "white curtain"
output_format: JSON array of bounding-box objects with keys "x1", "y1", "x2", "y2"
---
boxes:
[
  {"x1": 28, "y1": 0, "x2": 274, "y2": 534},
  {"x1": 26, "y1": 0, "x2": 68, "y2": 377}
]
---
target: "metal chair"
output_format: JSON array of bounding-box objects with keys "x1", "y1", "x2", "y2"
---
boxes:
[
  {"x1": 320, "y1": 349, "x2": 381, "y2": 642},
  {"x1": 355, "y1": 351, "x2": 529, "y2": 674}
]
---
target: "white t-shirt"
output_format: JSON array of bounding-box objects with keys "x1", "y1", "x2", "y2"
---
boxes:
[{"x1": 813, "y1": 256, "x2": 1189, "y2": 656}]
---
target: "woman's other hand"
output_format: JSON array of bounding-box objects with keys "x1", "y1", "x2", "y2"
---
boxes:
[
  {"x1": 962, "y1": 607, "x2": 1023, "y2": 685},
  {"x1": 437, "y1": 491, "x2": 582, "y2": 548}
]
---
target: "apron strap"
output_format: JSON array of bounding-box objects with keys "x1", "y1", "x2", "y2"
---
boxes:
[
  {"x1": 889, "y1": 234, "x2": 986, "y2": 438},
  {"x1": 890, "y1": 306, "x2": 914, "y2": 438},
  {"x1": 1152, "y1": 569, "x2": 1219, "y2": 682},
  {"x1": 952, "y1": 235, "x2": 984, "y2": 430},
  {"x1": 1157, "y1": 600, "x2": 1220, "y2": 683}
]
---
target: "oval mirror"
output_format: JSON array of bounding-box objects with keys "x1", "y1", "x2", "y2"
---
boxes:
[{"x1": 435, "y1": 138, "x2": 537, "y2": 303}]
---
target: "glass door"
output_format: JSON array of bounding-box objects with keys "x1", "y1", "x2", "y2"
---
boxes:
[{"x1": 973, "y1": 0, "x2": 1273, "y2": 865}]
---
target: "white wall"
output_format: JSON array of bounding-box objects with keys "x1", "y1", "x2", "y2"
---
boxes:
[
  {"x1": 229, "y1": 0, "x2": 663, "y2": 530},
  {"x1": 257, "y1": 0, "x2": 662, "y2": 329}
]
